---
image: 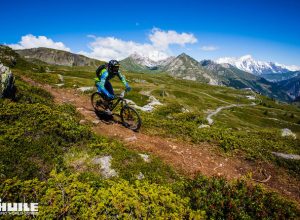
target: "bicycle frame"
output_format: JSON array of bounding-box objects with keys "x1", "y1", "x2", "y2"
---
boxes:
[{"x1": 109, "y1": 92, "x2": 128, "y2": 112}]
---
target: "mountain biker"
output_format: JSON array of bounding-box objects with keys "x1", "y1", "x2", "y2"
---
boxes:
[{"x1": 95, "y1": 60, "x2": 131, "y2": 114}]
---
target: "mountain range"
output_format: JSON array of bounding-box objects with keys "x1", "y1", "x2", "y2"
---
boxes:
[
  {"x1": 120, "y1": 52, "x2": 293, "y2": 101},
  {"x1": 11, "y1": 46, "x2": 300, "y2": 102},
  {"x1": 216, "y1": 55, "x2": 300, "y2": 75}
]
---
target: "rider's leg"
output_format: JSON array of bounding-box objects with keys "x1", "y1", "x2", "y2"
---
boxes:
[
  {"x1": 104, "y1": 81, "x2": 114, "y2": 96},
  {"x1": 95, "y1": 82, "x2": 102, "y2": 93},
  {"x1": 103, "y1": 81, "x2": 114, "y2": 115}
]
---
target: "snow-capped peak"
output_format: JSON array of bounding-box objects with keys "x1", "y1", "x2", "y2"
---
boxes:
[
  {"x1": 240, "y1": 54, "x2": 253, "y2": 61},
  {"x1": 128, "y1": 52, "x2": 158, "y2": 67},
  {"x1": 215, "y1": 55, "x2": 300, "y2": 75},
  {"x1": 128, "y1": 52, "x2": 174, "y2": 68}
]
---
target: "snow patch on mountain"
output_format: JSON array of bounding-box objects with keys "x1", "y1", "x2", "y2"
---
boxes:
[
  {"x1": 216, "y1": 55, "x2": 300, "y2": 75},
  {"x1": 128, "y1": 52, "x2": 174, "y2": 68}
]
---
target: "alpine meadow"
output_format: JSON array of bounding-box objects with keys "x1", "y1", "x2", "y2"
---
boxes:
[{"x1": 1, "y1": 0, "x2": 300, "y2": 219}]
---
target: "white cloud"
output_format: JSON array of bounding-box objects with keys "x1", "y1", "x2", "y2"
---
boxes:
[
  {"x1": 149, "y1": 28, "x2": 197, "y2": 49},
  {"x1": 80, "y1": 28, "x2": 198, "y2": 61},
  {"x1": 8, "y1": 34, "x2": 71, "y2": 51},
  {"x1": 200, "y1": 45, "x2": 219, "y2": 51},
  {"x1": 79, "y1": 37, "x2": 170, "y2": 61}
]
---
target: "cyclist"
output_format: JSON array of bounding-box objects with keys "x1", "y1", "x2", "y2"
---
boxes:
[{"x1": 95, "y1": 60, "x2": 131, "y2": 115}]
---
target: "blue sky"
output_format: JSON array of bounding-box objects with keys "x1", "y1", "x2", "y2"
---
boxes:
[{"x1": 1, "y1": 0, "x2": 300, "y2": 65}]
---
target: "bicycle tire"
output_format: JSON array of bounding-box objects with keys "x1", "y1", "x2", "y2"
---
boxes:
[
  {"x1": 120, "y1": 105, "x2": 142, "y2": 131},
  {"x1": 91, "y1": 92, "x2": 106, "y2": 112}
]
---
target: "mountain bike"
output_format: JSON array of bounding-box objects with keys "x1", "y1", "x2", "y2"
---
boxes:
[{"x1": 91, "y1": 91, "x2": 142, "y2": 131}]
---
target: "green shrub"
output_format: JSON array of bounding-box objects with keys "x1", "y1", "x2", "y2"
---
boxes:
[
  {"x1": 180, "y1": 175, "x2": 300, "y2": 219},
  {"x1": 0, "y1": 172, "x2": 205, "y2": 219}
]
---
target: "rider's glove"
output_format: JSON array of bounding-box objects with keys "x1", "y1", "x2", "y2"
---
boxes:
[{"x1": 125, "y1": 84, "x2": 131, "y2": 92}]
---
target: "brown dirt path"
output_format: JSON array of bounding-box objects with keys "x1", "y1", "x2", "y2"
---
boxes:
[{"x1": 21, "y1": 76, "x2": 300, "y2": 205}]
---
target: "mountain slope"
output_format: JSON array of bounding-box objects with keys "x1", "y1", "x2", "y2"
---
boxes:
[
  {"x1": 120, "y1": 53, "x2": 174, "y2": 73},
  {"x1": 277, "y1": 74, "x2": 300, "y2": 100},
  {"x1": 262, "y1": 71, "x2": 300, "y2": 82},
  {"x1": 15, "y1": 47, "x2": 102, "y2": 67},
  {"x1": 161, "y1": 53, "x2": 219, "y2": 85},
  {"x1": 199, "y1": 60, "x2": 291, "y2": 101},
  {"x1": 120, "y1": 53, "x2": 291, "y2": 101},
  {"x1": 216, "y1": 55, "x2": 299, "y2": 75},
  {"x1": 0, "y1": 45, "x2": 41, "y2": 70}
]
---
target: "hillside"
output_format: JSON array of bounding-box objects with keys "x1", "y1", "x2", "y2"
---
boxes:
[
  {"x1": 10, "y1": 47, "x2": 294, "y2": 102},
  {"x1": 1, "y1": 45, "x2": 300, "y2": 218},
  {"x1": 277, "y1": 74, "x2": 300, "y2": 100},
  {"x1": 200, "y1": 60, "x2": 292, "y2": 102},
  {"x1": 120, "y1": 53, "x2": 175, "y2": 73},
  {"x1": 121, "y1": 53, "x2": 291, "y2": 102},
  {"x1": 262, "y1": 71, "x2": 300, "y2": 82},
  {"x1": 161, "y1": 53, "x2": 219, "y2": 85},
  {"x1": 16, "y1": 47, "x2": 102, "y2": 67}
]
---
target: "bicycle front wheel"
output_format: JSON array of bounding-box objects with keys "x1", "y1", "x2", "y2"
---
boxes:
[
  {"x1": 91, "y1": 92, "x2": 106, "y2": 112},
  {"x1": 120, "y1": 106, "x2": 142, "y2": 131}
]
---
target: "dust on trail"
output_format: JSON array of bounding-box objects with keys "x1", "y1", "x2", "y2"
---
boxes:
[{"x1": 21, "y1": 76, "x2": 300, "y2": 205}]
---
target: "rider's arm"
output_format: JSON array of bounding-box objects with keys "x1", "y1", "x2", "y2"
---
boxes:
[
  {"x1": 97, "y1": 70, "x2": 113, "y2": 97},
  {"x1": 117, "y1": 71, "x2": 128, "y2": 87}
]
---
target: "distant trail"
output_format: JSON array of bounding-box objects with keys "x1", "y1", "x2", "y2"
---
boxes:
[
  {"x1": 20, "y1": 76, "x2": 300, "y2": 205},
  {"x1": 199, "y1": 92, "x2": 231, "y2": 104},
  {"x1": 206, "y1": 103, "x2": 257, "y2": 125}
]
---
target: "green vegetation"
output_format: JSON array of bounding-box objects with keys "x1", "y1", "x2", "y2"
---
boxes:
[
  {"x1": 9, "y1": 57, "x2": 300, "y2": 178},
  {"x1": 0, "y1": 172, "x2": 201, "y2": 219},
  {"x1": 0, "y1": 76, "x2": 298, "y2": 218},
  {"x1": 1, "y1": 46, "x2": 299, "y2": 218},
  {"x1": 180, "y1": 175, "x2": 300, "y2": 219}
]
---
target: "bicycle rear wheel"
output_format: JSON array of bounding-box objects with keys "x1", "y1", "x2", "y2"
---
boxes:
[
  {"x1": 120, "y1": 105, "x2": 142, "y2": 131},
  {"x1": 91, "y1": 92, "x2": 107, "y2": 112}
]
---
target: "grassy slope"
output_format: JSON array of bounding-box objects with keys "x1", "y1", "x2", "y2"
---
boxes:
[
  {"x1": 30, "y1": 65, "x2": 300, "y2": 177},
  {"x1": 1, "y1": 73, "x2": 298, "y2": 219},
  {"x1": 1, "y1": 46, "x2": 299, "y2": 218}
]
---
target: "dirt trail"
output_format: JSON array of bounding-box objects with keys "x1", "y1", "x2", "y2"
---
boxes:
[
  {"x1": 206, "y1": 103, "x2": 256, "y2": 125},
  {"x1": 21, "y1": 76, "x2": 300, "y2": 205}
]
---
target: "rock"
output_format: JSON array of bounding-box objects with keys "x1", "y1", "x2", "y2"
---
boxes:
[
  {"x1": 281, "y1": 128, "x2": 296, "y2": 139},
  {"x1": 169, "y1": 145, "x2": 177, "y2": 150},
  {"x1": 92, "y1": 155, "x2": 118, "y2": 178},
  {"x1": 133, "y1": 79, "x2": 147, "y2": 83},
  {"x1": 125, "y1": 95, "x2": 163, "y2": 112},
  {"x1": 139, "y1": 153, "x2": 151, "y2": 163},
  {"x1": 136, "y1": 172, "x2": 145, "y2": 180},
  {"x1": 79, "y1": 119, "x2": 87, "y2": 125},
  {"x1": 57, "y1": 74, "x2": 64, "y2": 82},
  {"x1": 92, "y1": 120, "x2": 101, "y2": 125},
  {"x1": 198, "y1": 124, "x2": 210, "y2": 129},
  {"x1": 272, "y1": 152, "x2": 300, "y2": 160},
  {"x1": 181, "y1": 107, "x2": 190, "y2": 113},
  {"x1": 125, "y1": 136, "x2": 137, "y2": 142},
  {"x1": 77, "y1": 87, "x2": 94, "y2": 92},
  {"x1": 246, "y1": 95, "x2": 255, "y2": 100},
  {"x1": 54, "y1": 83, "x2": 64, "y2": 87}
]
